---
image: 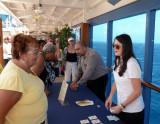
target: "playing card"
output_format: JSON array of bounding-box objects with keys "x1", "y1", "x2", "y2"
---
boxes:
[
  {"x1": 80, "y1": 119, "x2": 90, "y2": 124},
  {"x1": 107, "y1": 115, "x2": 119, "y2": 121},
  {"x1": 88, "y1": 115, "x2": 98, "y2": 120},
  {"x1": 91, "y1": 119, "x2": 101, "y2": 124},
  {"x1": 111, "y1": 116, "x2": 119, "y2": 121}
]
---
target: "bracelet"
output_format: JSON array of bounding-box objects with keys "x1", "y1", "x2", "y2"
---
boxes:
[{"x1": 119, "y1": 103, "x2": 125, "y2": 109}]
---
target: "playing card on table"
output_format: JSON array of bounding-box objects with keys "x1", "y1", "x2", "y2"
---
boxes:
[
  {"x1": 88, "y1": 115, "x2": 98, "y2": 120},
  {"x1": 80, "y1": 119, "x2": 90, "y2": 124},
  {"x1": 91, "y1": 119, "x2": 101, "y2": 124},
  {"x1": 107, "y1": 115, "x2": 119, "y2": 121}
]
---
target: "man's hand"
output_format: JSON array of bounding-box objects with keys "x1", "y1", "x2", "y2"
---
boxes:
[{"x1": 70, "y1": 81, "x2": 79, "y2": 90}]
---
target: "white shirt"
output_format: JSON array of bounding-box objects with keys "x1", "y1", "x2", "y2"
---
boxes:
[
  {"x1": 113, "y1": 57, "x2": 144, "y2": 113},
  {"x1": 3, "y1": 42, "x2": 12, "y2": 59}
]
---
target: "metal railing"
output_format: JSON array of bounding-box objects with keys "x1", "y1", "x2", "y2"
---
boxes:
[{"x1": 142, "y1": 81, "x2": 160, "y2": 92}]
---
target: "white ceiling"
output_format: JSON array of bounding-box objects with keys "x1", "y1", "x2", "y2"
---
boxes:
[{"x1": 0, "y1": 0, "x2": 138, "y2": 33}]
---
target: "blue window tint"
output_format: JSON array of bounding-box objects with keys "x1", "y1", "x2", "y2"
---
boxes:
[
  {"x1": 150, "y1": 10, "x2": 160, "y2": 124},
  {"x1": 92, "y1": 23, "x2": 107, "y2": 65},
  {"x1": 0, "y1": 14, "x2": 9, "y2": 28},
  {"x1": 113, "y1": 14, "x2": 146, "y2": 71},
  {"x1": 112, "y1": 14, "x2": 146, "y2": 103}
]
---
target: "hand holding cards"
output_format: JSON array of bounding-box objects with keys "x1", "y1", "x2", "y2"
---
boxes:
[
  {"x1": 109, "y1": 105, "x2": 122, "y2": 114},
  {"x1": 110, "y1": 108, "x2": 116, "y2": 114}
]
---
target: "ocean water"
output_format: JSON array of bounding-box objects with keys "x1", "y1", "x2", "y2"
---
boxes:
[{"x1": 93, "y1": 42, "x2": 160, "y2": 124}]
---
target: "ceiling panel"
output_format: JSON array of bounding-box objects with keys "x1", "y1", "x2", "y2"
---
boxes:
[{"x1": 0, "y1": 0, "x2": 138, "y2": 33}]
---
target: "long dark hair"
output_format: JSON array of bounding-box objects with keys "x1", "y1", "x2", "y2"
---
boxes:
[{"x1": 113, "y1": 34, "x2": 136, "y2": 76}]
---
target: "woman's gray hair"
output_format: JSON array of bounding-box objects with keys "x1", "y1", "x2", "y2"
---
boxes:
[{"x1": 42, "y1": 42, "x2": 56, "y2": 53}]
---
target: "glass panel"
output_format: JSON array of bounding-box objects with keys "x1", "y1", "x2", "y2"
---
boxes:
[
  {"x1": 0, "y1": 14, "x2": 9, "y2": 28},
  {"x1": 150, "y1": 10, "x2": 160, "y2": 124},
  {"x1": 92, "y1": 23, "x2": 107, "y2": 65},
  {"x1": 72, "y1": 26, "x2": 80, "y2": 41},
  {"x1": 112, "y1": 14, "x2": 146, "y2": 103},
  {"x1": 113, "y1": 14, "x2": 146, "y2": 71},
  {"x1": 0, "y1": 10, "x2": 23, "y2": 30}
]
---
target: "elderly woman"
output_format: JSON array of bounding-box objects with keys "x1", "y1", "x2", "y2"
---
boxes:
[
  {"x1": 0, "y1": 34, "x2": 47, "y2": 124},
  {"x1": 31, "y1": 42, "x2": 59, "y2": 95}
]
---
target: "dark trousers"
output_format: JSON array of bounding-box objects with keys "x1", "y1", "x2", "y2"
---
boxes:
[
  {"x1": 87, "y1": 74, "x2": 108, "y2": 102},
  {"x1": 117, "y1": 110, "x2": 144, "y2": 124}
]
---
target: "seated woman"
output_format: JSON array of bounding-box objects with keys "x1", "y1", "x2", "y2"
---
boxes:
[{"x1": 0, "y1": 34, "x2": 47, "y2": 124}]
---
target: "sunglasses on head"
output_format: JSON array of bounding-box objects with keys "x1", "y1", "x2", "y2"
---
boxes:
[{"x1": 112, "y1": 44, "x2": 121, "y2": 50}]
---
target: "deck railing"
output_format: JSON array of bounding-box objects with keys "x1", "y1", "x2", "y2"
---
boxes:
[{"x1": 142, "y1": 81, "x2": 160, "y2": 92}]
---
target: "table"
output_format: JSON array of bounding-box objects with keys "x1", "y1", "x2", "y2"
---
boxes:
[{"x1": 47, "y1": 83, "x2": 123, "y2": 124}]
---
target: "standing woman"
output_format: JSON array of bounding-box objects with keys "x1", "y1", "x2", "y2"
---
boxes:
[
  {"x1": 105, "y1": 34, "x2": 144, "y2": 124},
  {"x1": 0, "y1": 34, "x2": 47, "y2": 124},
  {"x1": 31, "y1": 42, "x2": 58, "y2": 96},
  {"x1": 64, "y1": 37, "x2": 78, "y2": 83}
]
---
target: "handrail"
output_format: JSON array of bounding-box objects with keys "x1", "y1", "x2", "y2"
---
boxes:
[{"x1": 142, "y1": 81, "x2": 160, "y2": 92}]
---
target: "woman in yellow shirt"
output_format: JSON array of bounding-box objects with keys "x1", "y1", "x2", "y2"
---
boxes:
[
  {"x1": 0, "y1": 63, "x2": 3, "y2": 73},
  {"x1": 0, "y1": 34, "x2": 48, "y2": 124}
]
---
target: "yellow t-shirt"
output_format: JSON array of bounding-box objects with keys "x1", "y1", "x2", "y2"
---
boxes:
[
  {"x1": 0, "y1": 63, "x2": 3, "y2": 73},
  {"x1": 0, "y1": 61, "x2": 48, "y2": 124}
]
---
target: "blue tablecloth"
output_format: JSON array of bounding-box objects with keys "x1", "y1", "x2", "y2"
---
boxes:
[{"x1": 47, "y1": 83, "x2": 123, "y2": 124}]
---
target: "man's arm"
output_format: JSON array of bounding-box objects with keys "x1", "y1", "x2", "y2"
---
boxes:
[
  {"x1": 70, "y1": 55, "x2": 97, "y2": 90},
  {"x1": 77, "y1": 55, "x2": 98, "y2": 85}
]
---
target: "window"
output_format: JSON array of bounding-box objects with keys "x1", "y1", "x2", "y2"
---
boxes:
[
  {"x1": 112, "y1": 14, "x2": 146, "y2": 103},
  {"x1": 92, "y1": 23, "x2": 107, "y2": 65},
  {"x1": 113, "y1": 14, "x2": 146, "y2": 71},
  {"x1": 72, "y1": 26, "x2": 80, "y2": 41},
  {"x1": 150, "y1": 10, "x2": 160, "y2": 124}
]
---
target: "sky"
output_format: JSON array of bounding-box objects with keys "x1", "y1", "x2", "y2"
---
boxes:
[{"x1": 93, "y1": 11, "x2": 160, "y2": 44}]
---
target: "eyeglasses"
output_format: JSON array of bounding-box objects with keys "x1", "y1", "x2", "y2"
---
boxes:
[
  {"x1": 112, "y1": 44, "x2": 121, "y2": 50},
  {"x1": 28, "y1": 48, "x2": 39, "y2": 56}
]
